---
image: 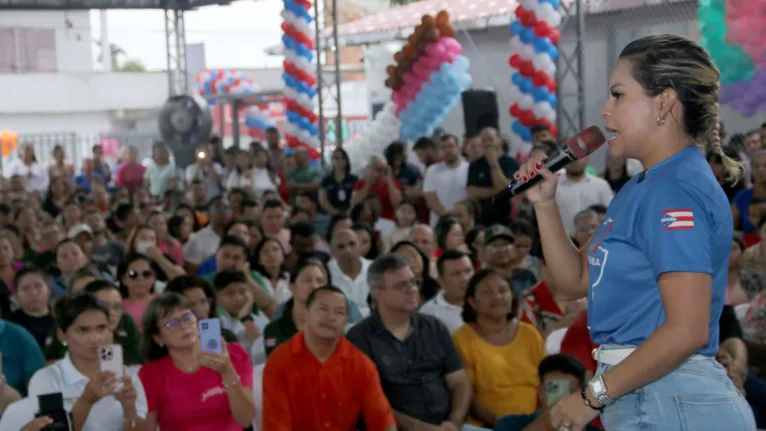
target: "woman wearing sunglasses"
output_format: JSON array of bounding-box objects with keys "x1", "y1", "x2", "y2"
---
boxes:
[
  {"x1": 119, "y1": 254, "x2": 158, "y2": 332},
  {"x1": 138, "y1": 293, "x2": 255, "y2": 431}
]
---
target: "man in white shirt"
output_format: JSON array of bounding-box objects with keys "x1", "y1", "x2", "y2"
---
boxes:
[
  {"x1": 420, "y1": 250, "x2": 474, "y2": 334},
  {"x1": 184, "y1": 145, "x2": 223, "y2": 202},
  {"x1": 423, "y1": 134, "x2": 470, "y2": 227},
  {"x1": 182, "y1": 195, "x2": 231, "y2": 272},
  {"x1": 554, "y1": 156, "x2": 614, "y2": 234},
  {"x1": 327, "y1": 228, "x2": 372, "y2": 317}
]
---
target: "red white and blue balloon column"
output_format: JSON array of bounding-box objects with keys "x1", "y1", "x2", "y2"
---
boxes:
[
  {"x1": 508, "y1": 0, "x2": 562, "y2": 160},
  {"x1": 281, "y1": 0, "x2": 320, "y2": 151}
]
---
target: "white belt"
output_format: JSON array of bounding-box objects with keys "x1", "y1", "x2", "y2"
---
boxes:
[{"x1": 592, "y1": 348, "x2": 709, "y2": 366}]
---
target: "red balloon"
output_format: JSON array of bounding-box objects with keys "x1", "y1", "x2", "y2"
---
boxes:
[
  {"x1": 514, "y1": 6, "x2": 526, "y2": 19},
  {"x1": 532, "y1": 71, "x2": 549, "y2": 87},
  {"x1": 509, "y1": 104, "x2": 520, "y2": 117},
  {"x1": 550, "y1": 125, "x2": 559, "y2": 137},
  {"x1": 534, "y1": 21, "x2": 550, "y2": 38},
  {"x1": 520, "y1": 13, "x2": 536, "y2": 28},
  {"x1": 519, "y1": 62, "x2": 534, "y2": 77},
  {"x1": 548, "y1": 29, "x2": 560, "y2": 45},
  {"x1": 509, "y1": 54, "x2": 522, "y2": 69},
  {"x1": 308, "y1": 148, "x2": 320, "y2": 160},
  {"x1": 547, "y1": 80, "x2": 557, "y2": 92},
  {"x1": 519, "y1": 111, "x2": 534, "y2": 127}
]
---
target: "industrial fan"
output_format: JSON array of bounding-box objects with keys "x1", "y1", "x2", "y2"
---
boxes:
[{"x1": 158, "y1": 94, "x2": 213, "y2": 169}]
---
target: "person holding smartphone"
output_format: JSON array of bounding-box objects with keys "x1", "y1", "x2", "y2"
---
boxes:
[
  {"x1": 23, "y1": 293, "x2": 147, "y2": 431},
  {"x1": 138, "y1": 292, "x2": 255, "y2": 431}
]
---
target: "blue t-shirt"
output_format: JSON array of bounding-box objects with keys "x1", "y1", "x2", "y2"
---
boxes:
[
  {"x1": 0, "y1": 320, "x2": 45, "y2": 396},
  {"x1": 732, "y1": 188, "x2": 755, "y2": 233},
  {"x1": 587, "y1": 147, "x2": 731, "y2": 356}
]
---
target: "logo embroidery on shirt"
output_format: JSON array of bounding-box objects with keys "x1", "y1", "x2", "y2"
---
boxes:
[
  {"x1": 661, "y1": 209, "x2": 695, "y2": 230},
  {"x1": 201, "y1": 386, "x2": 226, "y2": 403},
  {"x1": 265, "y1": 338, "x2": 276, "y2": 347}
]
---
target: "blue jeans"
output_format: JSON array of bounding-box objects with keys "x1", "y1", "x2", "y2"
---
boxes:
[{"x1": 596, "y1": 345, "x2": 756, "y2": 430}]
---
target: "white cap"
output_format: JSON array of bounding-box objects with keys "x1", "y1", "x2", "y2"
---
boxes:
[{"x1": 68, "y1": 223, "x2": 93, "y2": 239}]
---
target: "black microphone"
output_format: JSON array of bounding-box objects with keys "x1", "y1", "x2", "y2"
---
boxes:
[{"x1": 493, "y1": 125, "x2": 607, "y2": 203}]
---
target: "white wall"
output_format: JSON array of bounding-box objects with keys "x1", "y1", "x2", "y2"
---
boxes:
[
  {"x1": 0, "y1": 112, "x2": 111, "y2": 135},
  {"x1": 0, "y1": 11, "x2": 93, "y2": 74}
]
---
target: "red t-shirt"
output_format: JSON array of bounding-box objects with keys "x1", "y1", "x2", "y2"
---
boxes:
[
  {"x1": 559, "y1": 312, "x2": 598, "y2": 373},
  {"x1": 353, "y1": 177, "x2": 401, "y2": 220},
  {"x1": 116, "y1": 162, "x2": 147, "y2": 192},
  {"x1": 138, "y1": 343, "x2": 254, "y2": 431}
]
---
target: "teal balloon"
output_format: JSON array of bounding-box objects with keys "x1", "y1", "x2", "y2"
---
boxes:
[
  {"x1": 698, "y1": 3, "x2": 755, "y2": 85},
  {"x1": 698, "y1": 0, "x2": 725, "y2": 8}
]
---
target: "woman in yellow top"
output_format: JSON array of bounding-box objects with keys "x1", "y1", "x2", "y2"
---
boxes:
[{"x1": 452, "y1": 268, "x2": 545, "y2": 428}]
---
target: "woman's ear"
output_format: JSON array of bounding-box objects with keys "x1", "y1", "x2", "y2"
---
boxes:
[{"x1": 56, "y1": 328, "x2": 66, "y2": 345}]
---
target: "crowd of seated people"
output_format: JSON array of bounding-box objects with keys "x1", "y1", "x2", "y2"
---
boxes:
[{"x1": 0, "y1": 123, "x2": 762, "y2": 430}]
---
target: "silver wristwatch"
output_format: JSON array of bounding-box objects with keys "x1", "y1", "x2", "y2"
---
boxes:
[{"x1": 588, "y1": 375, "x2": 611, "y2": 405}]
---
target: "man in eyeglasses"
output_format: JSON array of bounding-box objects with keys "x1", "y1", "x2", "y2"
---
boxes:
[{"x1": 348, "y1": 254, "x2": 481, "y2": 431}]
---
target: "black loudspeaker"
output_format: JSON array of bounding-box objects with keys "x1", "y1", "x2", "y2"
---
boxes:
[{"x1": 462, "y1": 90, "x2": 499, "y2": 138}]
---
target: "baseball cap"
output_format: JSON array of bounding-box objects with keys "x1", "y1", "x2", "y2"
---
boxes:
[
  {"x1": 68, "y1": 223, "x2": 93, "y2": 239},
  {"x1": 484, "y1": 224, "x2": 515, "y2": 245}
]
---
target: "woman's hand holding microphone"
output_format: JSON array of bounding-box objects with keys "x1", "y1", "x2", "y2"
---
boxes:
[{"x1": 513, "y1": 152, "x2": 560, "y2": 206}]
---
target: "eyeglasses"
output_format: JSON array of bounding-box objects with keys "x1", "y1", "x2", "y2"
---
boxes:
[
  {"x1": 161, "y1": 312, "x2": 196, "y2": 330},
  {"x1": 128, "y1": 270, "x2": 155, "y2": 279},
  {"x1": 578, "y1": 225, "x2": 598, "y2": 233},
  {"x1": 390, "y1": 279, "x2": 420, "y2": 293}
]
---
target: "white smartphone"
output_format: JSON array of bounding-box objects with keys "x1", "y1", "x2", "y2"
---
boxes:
[
  {"x1": 198, "y1": 318, "x2": 223, "y2": 353},
  {"x1": 99, "y1": 344, "x2": 124, "y2": 390}
]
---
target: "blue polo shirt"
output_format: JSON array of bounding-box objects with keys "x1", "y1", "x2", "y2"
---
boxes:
[
  {"x1": 587, "y1": 147, "x2": 731, "y2": 356},
  {"x1": 0, "y1": 319, "x2": 46, "y2": 396}
]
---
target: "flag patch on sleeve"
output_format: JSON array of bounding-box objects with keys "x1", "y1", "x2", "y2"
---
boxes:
[{"x1": 661, "y1": 209, "x2": 695, "y2": 230}]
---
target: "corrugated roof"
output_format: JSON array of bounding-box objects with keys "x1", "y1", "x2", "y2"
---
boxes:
[{"x1": 320, "y1": 0, "x2": 516, "y2": 39}]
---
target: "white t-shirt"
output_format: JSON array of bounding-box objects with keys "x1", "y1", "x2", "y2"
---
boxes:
[
  {"x1": 4, "y1": 159, "x2": 49, "y2": 194},
  {"x1": 555, "y1": 172, "x2": 614, "y2": 234},
  {"x1": 419, "y1": 291, "x2": 465, "y2": 334},
  {"x1": 20, "y1": 355, "x2": 148, "y2": 431},
  {"x1": 422, "y1": 161, "x2": 470, "y2": 226},
  {"x1": 328, "y1": 258, "x2": 372, "y2": 317}
]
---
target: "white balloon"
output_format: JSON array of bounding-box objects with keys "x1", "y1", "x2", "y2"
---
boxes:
[
  {"x1": 509, "y1": 36, "x2": 524, "y2": 52},
  {"x1": 519, "y1": 95, "x2": 534, "y2": 110},
  {"x1": 546, "y1": 63, "x2": 557, "y2": 77},
  {"x1": 520, "y1": 0, "x2": 537, "y2": 9},
  {"x1": 532, "y1": 54, "x2": 551, "y2": 72},
  {"x1": 532, "y1": 102, "x2": 548, "y2": 119},
  {"x1": 520, "y1": 44, "x2": 536, "y2": 61},
  {"x1": 545, "y1": 110, "x2": 556, "y2": 123}
]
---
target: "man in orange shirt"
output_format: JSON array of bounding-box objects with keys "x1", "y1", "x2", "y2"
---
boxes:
[{"x1": 262, "y1": 285, "x2": 397, "y2": 431}]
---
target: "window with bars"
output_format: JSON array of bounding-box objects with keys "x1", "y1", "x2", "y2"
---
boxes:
[{"x1": 0, "y1": 28, "x2": 57, "y2": 74}]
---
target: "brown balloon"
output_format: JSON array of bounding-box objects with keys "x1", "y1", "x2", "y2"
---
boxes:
[
  {"x1": 415, "y1": 40, "x2": 426, "y2": 53},
  {"x1": 393, "y1": 50, "x2": 403, "y2": 62},
  {"x1": 399, "y1": 59, "x2": 412, "y2": 71},
  {"x1": 414, "y1": 24, "x2": 424, "y2": 36},
  {"x1": 436, "y1": 10, "x2": 450, "y2": 26},
  {"x1": 438, "y1": 23, "x2": 455, "y2": 37},
  {"x1": 407, "y1": 33, "x2": 418, "y2": 44},
  {"x1": 421, "y1": 15, "x2": 435, "y2": 29},
  {"x1": 423, "y1": 27, "x2": 440, "y2": 42},
  {"x1": 384, "y1": 78, "x2": 392, "y2": 89},
  {"x1": 402, "y1": 44, "x2": 416, "y2": 57},
  {"x1": 386, "y1": 64, "x2": 395, "y2": 77}
]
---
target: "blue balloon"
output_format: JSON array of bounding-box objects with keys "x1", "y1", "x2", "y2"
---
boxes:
[
  {"x1": 519, "y1": 78, "x2": 533, "y2": 94},
  {"x1": 309, "y1": 160, "x2": 321, "y2": 168},
  {"x1": 209, "y1": 70, "x2": 218, "y2": 79},
  {"x1": 510, "y1": 21, "x2": 524, "y2": 36},
  {"x1": 547, "y1": 46, "x2": 558, "y2": 61},
  {"x1": 520, "y1": 28, "x2": 535, "y2": 44},
  {"x1": 511, "y1": 73, "x2": 522, "y2": 86},
  {"x1": 533, "y1": 87, "x2": 550, "y2": 102},
  {"x1": 548, "y1": 95, "x2": 558, "y2": 106},
  {"x1": 203, "y1": 81, "x2": 212, "y2": 94},
  {"x1": 544, "y1": 0, "x2": 560, "y2": 7}
]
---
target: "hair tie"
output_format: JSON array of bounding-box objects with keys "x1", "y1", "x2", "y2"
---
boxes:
[{"x1": 718, "y1": 147, "x2": 725, "y2": 157}]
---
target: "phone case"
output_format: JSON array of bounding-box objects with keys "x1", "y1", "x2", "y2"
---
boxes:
[
  {"x1": 199, "y1": 318, "x2": 223, "y2": 353},
  {"x1": 545, "y1": 379, "x2": 570, "y2": 407},
  {"x1": 99, "y1": 344, "x2": 124, "y2": 391}
]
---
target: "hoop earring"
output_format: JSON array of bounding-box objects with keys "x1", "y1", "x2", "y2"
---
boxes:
[
  {"x1": 61, "y1": 341, "x2": 67, "y2": 347},
  {"x1": 656, "y1": 116, "x2": 666, "y2": 125}
]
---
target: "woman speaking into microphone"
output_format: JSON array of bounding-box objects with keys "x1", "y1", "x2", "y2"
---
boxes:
[{"x1": 516, "y1": 34, "x2": 756, "y2": 431}]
